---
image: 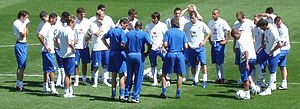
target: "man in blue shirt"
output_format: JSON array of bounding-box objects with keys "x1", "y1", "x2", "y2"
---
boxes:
[
  {"x1": 122, "y1": 21, "x2": 152, "y2": 103},
  {"x1": 102, "y1": 18, "x2": 128, "y2": 100},
  {"x1": 161, "y1": 18, "x2": 188, "y2": 99}
]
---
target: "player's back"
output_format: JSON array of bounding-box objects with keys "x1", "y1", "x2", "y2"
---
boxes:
[{"x1": 164, "y1": 28, "x2": 186, "y2": 52}]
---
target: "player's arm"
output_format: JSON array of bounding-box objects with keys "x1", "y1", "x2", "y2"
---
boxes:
[
  {"x1": 101, "y1": 33, "x2": 110, "y2": 49},
  {"x1": 37, "y1": 34, "x2": 51, "y2": 52},
  {"x1": 225, "y1": 29, "x2": 232, "y2": 42},
  {"x1": 233, "y1": 38, "x2": 237, "y2": 53},
  {"x1": 243, "y1": 51, "x2": 250, "y2": 70},
  {"x1": 54, "y1": 37, "x2": 60, "y2": 49},
  {"x1": 269, "y1": 41, "x2": 282, "y2": 56},
  {"x1": 180, "y1": 8, "x2": 188, "y2": 17},
  {"x1": 68, "y1": 38, "x2": 75, "y2": 53}
]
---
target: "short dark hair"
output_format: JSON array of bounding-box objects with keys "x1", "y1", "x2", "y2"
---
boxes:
[
  {"x1": 61, "y1": 11, "x2": 70, "y2": 19},
  {"x1": 171, "y1": 18, "x2": 180, "y2": 28},
  {"x1": 17, "y1": 10, "x2": 29, "y2": 19},
  {"x1": 49, "y1": 13, "x2": 57, "y2": 19},
  {"x1": 274, "y1": 16, "x2": 282, "y2": 23},
  {"x1": 128, "y1": 8, "x2": 137, "y2": 15},
  {"x1": 265, "y1": 7, "x2": 274, "y2": 14},
  {"x1": 119, "y1": 18, "x2": 129, "y2": 24},
  {"x1": 236, "y1": 11, "x2": 245, "y2": 18},
  {"x1": 151, "y1": 12, "x2": 160, "y2": 20},
  {"x1": 135, "y1": 21, "x2": 143, "y2": 28},
  {"x1": 39, "y1": 11, "x2": 48, "y2": 19},
  {"x1": 189, "y1": 11, "x2": 197, "y2": 17},
  {"x1": 97, "y1": 4, "x2": 105, "y2": 10},
  {"x1": 257, "y1": 19, "x2": 268, "y2": 27},
  {"x1": 76, "y1": 7, "x2": 85, "y2": 14},
  {"x1": 212, "y1": 8, "x2": 220, "y2": 14},
  {"x1": 173, "y1": 7, "x2": 181, "y2": 14}
]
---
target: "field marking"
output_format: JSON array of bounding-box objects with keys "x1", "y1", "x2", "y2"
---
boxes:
[
  {"x1": 1, "y1": 41, "x2": 300, "y2": 48},
  {"x1": 1, "y1": 73, "x2": 300, "y2": 85}
]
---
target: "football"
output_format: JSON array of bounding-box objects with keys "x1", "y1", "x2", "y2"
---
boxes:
[{"x1": 236, "y1": 90, "x2": 246, "y2": 99}]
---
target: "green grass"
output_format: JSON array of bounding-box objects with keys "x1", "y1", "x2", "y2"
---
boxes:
[{"x1": 0, "y1": 0, "x2": 300, "y2": 109}]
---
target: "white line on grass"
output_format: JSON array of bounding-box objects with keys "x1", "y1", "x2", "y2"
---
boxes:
[
  {"x1": 1, "y1": 41, "x2": 300, "y2": 48},
  {"x1": 1, "y1": 73, "x2": 300, "y2": 85}
]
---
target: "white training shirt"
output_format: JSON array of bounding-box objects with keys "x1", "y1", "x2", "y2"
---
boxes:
[
  {"x1": 58, "y1": 26, "x2": 75, "y2": 58},
  {"x1": 90, "y1": 15, "x2": 115, "y2": 51},
  {"x1": 145, "y1": 21, "x2": 168, "y2": 50},
  {"x1": 165, "y1": 16, "x2": 190, "y2": 31},
  {"x1": 38, "y1": 22, "x2": 56, "y2": 53},
  {"x1": 36, "y1": 20, "x2": 46, "y2": 35},
  {"x1": 12, "y1": 19, "x2": 27, "y2": 42},
  {"x1": 238, "y1": 32, "x2": 256, "y2": 62},
  {"x1": 184, "y1": 20, "x2": 211, "y2": 49},
  {"x1": 277, "y1": 23, "x2": 290, "y2": 50},
  {"x1": 233, "y1": 18, "x2": 255, "y2": 48},
  {"x1": 74, "y1": 17, "x2": 93, "y2": 49},
  {"x1": 253, "y1": 26, "x2": 264, "y2": 51},
  {"x1": 208, "y1": 17, "x2": 231, "y2": 41},
  {"x1": 263, "y1": 24, "x2": 281, "y2": 56}
]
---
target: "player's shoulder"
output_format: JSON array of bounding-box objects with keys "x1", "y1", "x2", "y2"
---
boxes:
[{"x1": 13, "y1": 19, "x2": 22, "y2": 26}]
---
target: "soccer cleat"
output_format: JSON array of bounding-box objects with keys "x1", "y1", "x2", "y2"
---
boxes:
[
  {"x1": 278, "y1": 85, "x2": 288, "y2": 90},
  {"x1": 92, "y1": 84, "x2": 98, "y2": 88},
  {"x1": 192, "y1": 81, "x2": 199, "y2": 86},
  {"x1": 160, "y1": 93, "x2": 167, "y2": 99},
  {"x1": 259, "y1": 88, "x2": 272, "y2": 96},
  {"x1": 202, "y1": 81, "x2": 208, "y2": 88},
  {"x1": 73, "y1": 82, "x2": 79, "y2": 87},
  {"x1": 250, "y1": 85, "x2": 261, "y2": 95},
  {"x1": 131, "y1": 98, "x2": 140, "y2": 103},
  {"x1": 64, "y1": 93, "x2": 76, "y2": 98},
  {"x1": 151, "y1": 82, "x2": 159, "y2": 87},
  {"x1": 175, "y1": 94, "x2": 181, "y2": 99},
  {"x1": 16, "y1": 86, "x2": 25, "y2": 92},
  {"x1": 51, "y1": 90, "x2": 59, "y2": 95},
  {"x1": 119, "y1": 96, "x2": 127, "y2": 101},
  {"x1": 258, "y1": 81, "x2": 268, "y2": 88},
  {"x1": 215, "y1": 79, "x2": 225, "y2": 84},
  {"x1": 103, "y1": 79, "x2": 112, "y2": 87},
  {"x1": 271, "y1": 84, "x2": 277, "y2": 91}
]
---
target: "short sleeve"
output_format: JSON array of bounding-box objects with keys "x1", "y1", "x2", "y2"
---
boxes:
[
  {"x1": 163, "y1": 31, "x2": 169, "y2": 43},
  {"x1": 183, "y1": 33, "x2": 188, "y2": 43},
  {"x1": 145, "y1": 33, "x2": 152, "y2": 45},
  {"x1": 223, "y1": 20, "x2": 231, "y2": 32},
  {"x1": 39, "y1": 24, "x2": 48, "y2": 38},
  {"x1": 203, "y1": 22, "x2": 211, "y2": 34},
  {"x1": 121, "y1": 32, "x2": 128, "y2": 44}
]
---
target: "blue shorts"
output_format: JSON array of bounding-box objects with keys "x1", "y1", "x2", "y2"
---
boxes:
[
  {"x1": 187, "y1": 46, "x2": 206, "y2": 67},
  {"x1": 91, "y1": 50, "x2": 109, "y2": 68},
  {"x1": 75, "y1": 47, "x2": 91, "y2": 66},
  {"x1": 62, "y1": 57, "x2": 75, "y2": 75},
  {"x1": 55, "y1": 49, "x2": 63, "y2": 68},
  {"x1": 108, "y1": 51, "x2": 127, "y2": 73},
  {"x1": 14, "y1": 42, "x2": 27, "y2": 69},
  {"x1": 211, "y1": 41, "x2": 225, "y2": 65},
  {"x1": 42, "y1": 52, "x2": 56, "y2": 73},
  {"x1": 256, "y1": 50, "x2": 280, "y2": 74},
  {"x1": 240, "y1": 59, "x2": 256, "y2": 81},
  {"x1": 162, "y1": 52, "x2": 186, "y2": 74},
  {"x1": 278, "y1": 50, "x2": 289, "y2": 67},
  {"x1": 149, "y1": 49, "x2": 165, "y2": 67},
  {"x1": 235, "y1": 48, "x2": 241, "y2": 65}
]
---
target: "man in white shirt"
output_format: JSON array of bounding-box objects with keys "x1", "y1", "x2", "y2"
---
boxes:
[
  {"x1": 181, "y1": 4, "x2": 203, "y2": 21},
  {"x1": 274, "y1": 16, "x2": 290, "y2": 90},
  {"x1": 256, "y1": 19, "x2": 282, "y2": 96},
  {"x1": 90, "y1": 9, "x2": 115, "y2": 87},
  {"x1": 13, "y1": 10, "x2": 29, "y2": 92},
  {"x1": 253, "y1": 14, "x2": 268, "y2": 88},
  {"x1": 207, "y1": 8, "x2": 231, "y2": 84},
  {"x1": 145, "y1": 12, "x2": 168, "y2": 86},
  {"x1": 73, "y1": 7, "x2": 93, "y2": 86},
  {"x1": 55, "y1": 12, "x2": 70, "y2": 88},
  {"x1": 184, "y1": 11, "x2": 211, "y2": 88},
  {"x1": 231, "y1": 29, "x2": 258, "y2": 100},
  {"x1": 55, "y1": 16, "x2": 76, "y2": 98},
  {"x1": 37, "y1": 13, "x2": 59, "y2": 95}
]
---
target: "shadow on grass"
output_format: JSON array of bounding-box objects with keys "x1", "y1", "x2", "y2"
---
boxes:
[
  {"x1": 140, "y1": 93, "x2": 174, "y2": 99},
  {"x1": 76, "y1": 94, "x2": 121, "y2": 102},
  {"x1": 195, "y1": 93, "x2": 235, "y2": 99},
  {"x1": 4, "y1": 80, "x2": 43, "y2": 87}
]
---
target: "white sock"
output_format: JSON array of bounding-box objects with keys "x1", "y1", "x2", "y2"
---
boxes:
[
  {"x1": 103, "y1": 67, "x2": 109, "y2": 80},
  {"x1": 282, "y1": 80, "x2": 287, "y2": 86},
  {"x1": 64, "y1": 88, "x2": 69, "y2": 95},
  {"x1": 245, "y1": 90, "x2": 250, "y2": 97},
  {"x1": 269, "y1": 73, "x2": 276, "y2": 88},
  {"x1": 61, "y1": 68, "x2": 65, "y2": 86},
  {"x1": 219, "y1": 64, "x2": 224, "y2": 79},
  {"x1": 216, "y1": 64, "x2": 221, "y2": 80},
  {"x1": 56, "y1": 68, "x2": 62, "y2": 85},
  {"x1": 94, "y1": 70, "x2": 99, "y2": 84},
  {"x1": 75, "y1": 75, "x2": 79, "y2": 83},
  {"x1": 69, "y1": 86, "x2": 73, "y2": 95},
  {"x1": 194, "y1": 66, "x2": 199, "y2": 83},
  {"x1": 82, "y1": 75, "x2": 86, "y2": 82},
  {"x1": 50, "y1": 81, "x2": 55, "y2": 90},
  {"x1": 151, "y1": 67, "x2": 158, "y2": 83},
  {"x1": 250, "y1": 82, "x2": 256, "y2": 89},
  {"x1": 203, "y1": 74, "x2": 207, "y2": 82}
]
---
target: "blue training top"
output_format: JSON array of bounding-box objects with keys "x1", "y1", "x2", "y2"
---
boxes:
[
  {"x1": 104, "y1": 27, "x2": 126, "y2": 51},
  {"x1": 163, "y1": 28, "x2": 188, "y2": 52},
  {"x1": 122, "y1": 29, "x2": 152, "y2": 53}
]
